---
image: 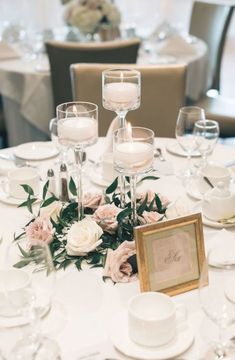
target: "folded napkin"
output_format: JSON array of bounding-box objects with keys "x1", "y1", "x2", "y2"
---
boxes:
[
  {"x1": 207, "y1": 229, "x2": 235, "y2": 266},
  {"x1": 157, "y1": 34, "x2": 198, "y2": 56},
  {"x1": 0, "y1": 41, "x2": 21, "y2": 60}
]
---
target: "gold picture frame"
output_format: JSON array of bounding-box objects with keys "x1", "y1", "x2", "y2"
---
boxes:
[{"x1": 134, "y1": 213, "x2": 205, "y2": 296}]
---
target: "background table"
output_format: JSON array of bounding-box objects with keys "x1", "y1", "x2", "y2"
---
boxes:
[
  {"x1": 0, "y1": 138, "x2": 234, "y2": 359},
  {"x1": 0, "y1": 37, "x2": 208, "y2": 147}
]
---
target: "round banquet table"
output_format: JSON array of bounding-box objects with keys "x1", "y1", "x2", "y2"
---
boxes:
[
  {"x1": 0, "y1": 36, "x2": 208, "y2": 147},
  {"x1": 0, "y1": 137, "x2": 233, "y2": 360}
]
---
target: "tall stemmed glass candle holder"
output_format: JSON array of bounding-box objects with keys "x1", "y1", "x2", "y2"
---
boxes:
[
  {"x1": 102, "y1": 68, "x2": 141, "y2": 207},
  {"x1": 113, "y1": 126, "x2": 154, "y2": 225},
  {"x1": 57, "y1": 102, "x2": 98, "y2": 220}
]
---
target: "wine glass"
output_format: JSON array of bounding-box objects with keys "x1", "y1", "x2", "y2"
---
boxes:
[
  {"x1": 3, "y1": 238, "x2": 60, "y2": 359},
  {"x1": 199, "y1": 246, "x2": 235, "y2": 359},
  {"x1": 194, "y1": 119, "x2": 220, "y2": 168},
  {"x1": 175, "y1": 106, "x2": 205, "y2": 178},
  {"x1": 57, "y1": 101, "x2": 98, "y2": 220},
  {"x1": 113, "y1": 125, "x2": 154, "y2": 224},
  {"x1": 102, "y1": 68, "x2": 141, "y2": 128}
]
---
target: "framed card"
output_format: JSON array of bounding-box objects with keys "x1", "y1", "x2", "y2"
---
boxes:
[{"x1": 134, "y1": 213, "x2": 205, "y2": 296}]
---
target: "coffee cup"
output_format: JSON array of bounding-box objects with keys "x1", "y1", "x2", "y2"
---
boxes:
[
  {"x1": 128, "y1": 292, "x2": 187, "y2": 347},
  {"x1": 101, "y1": 152, "x2": 118, "y2": 182},
  {"x1": 2, "y1": 167, "x2": 40, "y2": 199},
  {"x1": 197, "y1": 164, "x2": 231, "y2": 194},
  {"x1": 0, "y1": 269, "x2": 31, "y2": 317}
]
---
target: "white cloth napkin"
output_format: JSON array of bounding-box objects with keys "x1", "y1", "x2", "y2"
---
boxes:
[
  {"x1": 206, "y1": 229, "x2": 235, "y2": 266},
  {"x1": 0, "y1": 41, "x2": 21, "y2": 60},
  {"x1": 157, "y1": 35, "x2": 198, "y2": 56},
  {"x1": 103, "y1": 116, "x2": 119, "y2": 154}
]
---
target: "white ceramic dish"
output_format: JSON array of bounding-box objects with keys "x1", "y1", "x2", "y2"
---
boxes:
[
  {"x1": 0, "y1": 188, "x2": 41, "y2": 206},
  {"x1": 193, "y1": 202, "x2": 235, "y2": 229},
  {"x1": 166, "y1": 142, "x2": 200, "y2": 157},
  {"x1": 109, "y1": 310, "x2": 194, "y2": 360},
  {"x1": 186, "y1": 179, "x2": 204, "y2": 201},
  {"x1": 14, "y1": 142, "x2": 59, "y2": 161}
]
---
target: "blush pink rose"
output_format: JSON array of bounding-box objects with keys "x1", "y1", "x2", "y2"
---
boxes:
[
  {"x1": 137, "y1": 190, "x2": 170, "y2": 209},
  {"x1": 83, "y1": 192, "x2": 105, "y2": 209},
  {"x1": 103, "y1": 241, "x2": 137, "y2": 283},
  {"x1": 92, "y1": 204, "x2": 121, "y2": 234},
  {"x1": 139, "y1": 211, "x2": 163, "y2": 225},
  {"x1": 26, "y1": 216, "x2": 54, "y2": 246}
]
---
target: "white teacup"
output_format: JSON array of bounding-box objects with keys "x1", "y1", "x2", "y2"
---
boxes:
[
  {"x1": 197, "y1": 164, "x2": 231, "y2": 194},
  {"x1": 2, "y1": 167, "x2": 40, "y2": 199},
  {"x1": 128, "y1": 292, "x2": 186, "y2": 347},
  {"x1": 0, "y1": 269, "x2": 31, "y2": 317},
  {"x1": 101, "y1": 152, "x2": 118, "y2": 182}
]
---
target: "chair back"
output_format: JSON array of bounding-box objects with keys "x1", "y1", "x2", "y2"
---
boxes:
[
  {"x1": 70, "y1": 63, "x2": 186, "y2": 137},
  {"x1": 46, "y1": 39, "x2": 140, "y2": 110},
  {"x1": 189, "y1": 1, "x2": 234, "y2": 92}
]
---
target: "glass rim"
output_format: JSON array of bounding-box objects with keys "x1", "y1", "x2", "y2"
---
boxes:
[
  {"x1": 179, "y1": 106, "x2": 205, "y2": 114},
  {"x1": 195, "y1": 119, "x2": 219, "y2": 129},
  {"x1": 114, "y1": 126, "x2": 155, "y2": 140},
  {"x1": 102, "y1": 68, "x2": 141, "y2": 79},
  {"x1": 56, "y1": 101, "x2": 98, "y2": 115}
]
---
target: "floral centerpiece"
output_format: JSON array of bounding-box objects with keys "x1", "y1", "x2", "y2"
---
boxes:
[
  {"x1": 63, "y1": 0, "x2": 121, "y2": 37},
  {"x1": 15, "y1": 176, "x2": 186, "y2": 283}
]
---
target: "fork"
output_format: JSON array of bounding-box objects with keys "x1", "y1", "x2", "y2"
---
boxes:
[{"x1": 155, "y1": 147, "x2": 166, "y2": 161}]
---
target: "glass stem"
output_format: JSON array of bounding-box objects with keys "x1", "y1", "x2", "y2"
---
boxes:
[
  {"x1": 74, "y1": 146, "x2": 84, "y2": 221},
  {"x1": 215, "y1": 324, "x2": 226, "y2": 359},
  {"x1": 187, "y1": 154, "x2": 192, "y2": 175},
  {"x1": 119, "y1": 175, "x2": 126, "y2": 208},
  {"x1": 130, "y1": 174, "x2": 137, "y2": 225},
  {"x1": 117, "y1": 111, "x2": 127, "y2": 128}
]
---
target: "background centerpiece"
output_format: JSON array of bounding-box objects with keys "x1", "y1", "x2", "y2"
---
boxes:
[{"x1": 63, "y1": 0, "x2": 121, "y2": 40}]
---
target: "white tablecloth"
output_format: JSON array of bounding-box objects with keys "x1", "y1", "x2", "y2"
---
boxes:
[
  {"x1": 0, "y1": 37, "x2": 208, "y2": 146},
  {"x1": 0, "y1": 138, "x2": 234, "y2": 359}
]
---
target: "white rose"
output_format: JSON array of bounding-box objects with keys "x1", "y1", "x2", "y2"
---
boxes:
[
  {"x1": 40, "y1": 201, "x2": 62, "y2": 223},
  {"x1": 66, "y1": 218, "x2": 103, "y2": 256}
]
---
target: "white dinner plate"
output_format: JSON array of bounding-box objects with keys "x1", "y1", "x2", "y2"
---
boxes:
[
  {"x1": 166, "y1": 142, "x2": 200, "y2": 157},
  {"x1": 193, "y1": 202, "x2": 235, "y2": 229},
  {"x1": 109, "y1": 311, "x2": 194, "y2": 360},
  {"x1": 14, "y1": 142, "x2": 59, "y2": 161}
]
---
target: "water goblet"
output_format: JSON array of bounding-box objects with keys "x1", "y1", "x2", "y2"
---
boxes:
[
  {"x1": 199, "y1": 246, "x2": 235, "y2": 359},
  {"x1": 57, "y1": 101, "x2": 98, "y2": 220},
  {"x1": 175, "y1": 106, "x2": 205, "y2": 178},
  {"x1": 4, "y1": 238, "x2": 60, "y2": 359},
  {"x1": 113, "y1": 125, "x2": 154, "y2": 224},
  {"x1": 102, "y1": 68, "x2": 141, "y2": 207},
  {"x1": 194, "y1": 119, "x2": 220, "y2": 168}
]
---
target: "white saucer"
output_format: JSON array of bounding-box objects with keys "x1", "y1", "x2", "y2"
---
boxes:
[
  {"x1": 0, "y1": 188, "x2": 41, "y2": 206},
  {"x1": 90, "y1": 168, "x2": 116, "y2": 188},
  {"x1": 186, "y1": 179, "x2": 204, "y2": 201},
  {"x1": 193, "y1": 202, "x2": 235, "y2": 229},
  {"x1": 109, "y1": 311, "x2": 194, "y2": 360},
  {"x1": 14, "y1": 142, "x2": 59, "y2": 161},
  {"x1": 166, "y1": 142, "x2": 200, "y2": 157}
]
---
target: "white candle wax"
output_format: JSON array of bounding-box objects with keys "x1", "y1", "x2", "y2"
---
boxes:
[
  {"x1": 115, "y1": 142, "x2": 154, "y2": 172},
  {"x1": 58, "y1": 117, "x2": 97, "y2": 144},
  {"x1": 103, "y1": 82, "x2": 139, "y2": 111}
]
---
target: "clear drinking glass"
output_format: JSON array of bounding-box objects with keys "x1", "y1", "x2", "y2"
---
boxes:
[
  {"x1": 4, "y1": 238, "x2": 60, "y2": 359},
  {"x1": 113, "y1": 126, "x2": 154, "y2": 224},
  {"x1": 57, "y1": 101, "x2": 98, "y2": 220},
  {"x1": 194, "y1": 119, "x2": 220, "y2": 168},
  {"x1": 175, "y1": 106, "x2": 205, "y2": 178},
  {"x1": 199, "y1": 247, "x2": 235, "y2": 359}
]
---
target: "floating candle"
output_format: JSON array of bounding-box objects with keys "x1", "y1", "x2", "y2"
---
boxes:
[
  {"x1": 103, "y1": 82, "x2": 140, "y2": 112},
  {"x1": 58, "y1": 117, "x2": 97, "y2": 145}
]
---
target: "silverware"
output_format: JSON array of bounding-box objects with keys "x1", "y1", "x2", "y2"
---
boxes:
[
  {"x1": 203, "y1": 176, "x2": 214, "y2": 189},
  {"x1": 218, "y1": 216, "x2": 235, "y2": 224},
  {"x1": 155, "y1": 147, "x2": 166, "y2": 161}
]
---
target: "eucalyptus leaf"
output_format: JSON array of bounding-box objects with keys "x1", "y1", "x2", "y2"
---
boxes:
[
  {"x1": 117, "y1": 208, "x2": 132, "y2": 222},
  {"x1": 137, "y1": 194, "x2": 148, "y2": 215},
  {"x1": 20, "y1": 184, "x2": 34, "y2": 196},
  {"x1": 41, "y1": 196, "x2": 57, "y2": 208},
  {"x1": 105, "y1": 177, "x2": 118, "y2": 194},
  {"x1": 42, "y1": 180, "x2": 49, "y2": 200},
  {"x1": 138, "y1": 175, "x2": 159, "y2": 184},
  {"x1": 69, "y1": 177, "x2": 77, "y2": 196},
  {"x1": 13, "y1": 259, "x2": 31, "y2": 268},
  {"x1": 155, "y1": 193, "x2": 162, "y2": 212}
]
